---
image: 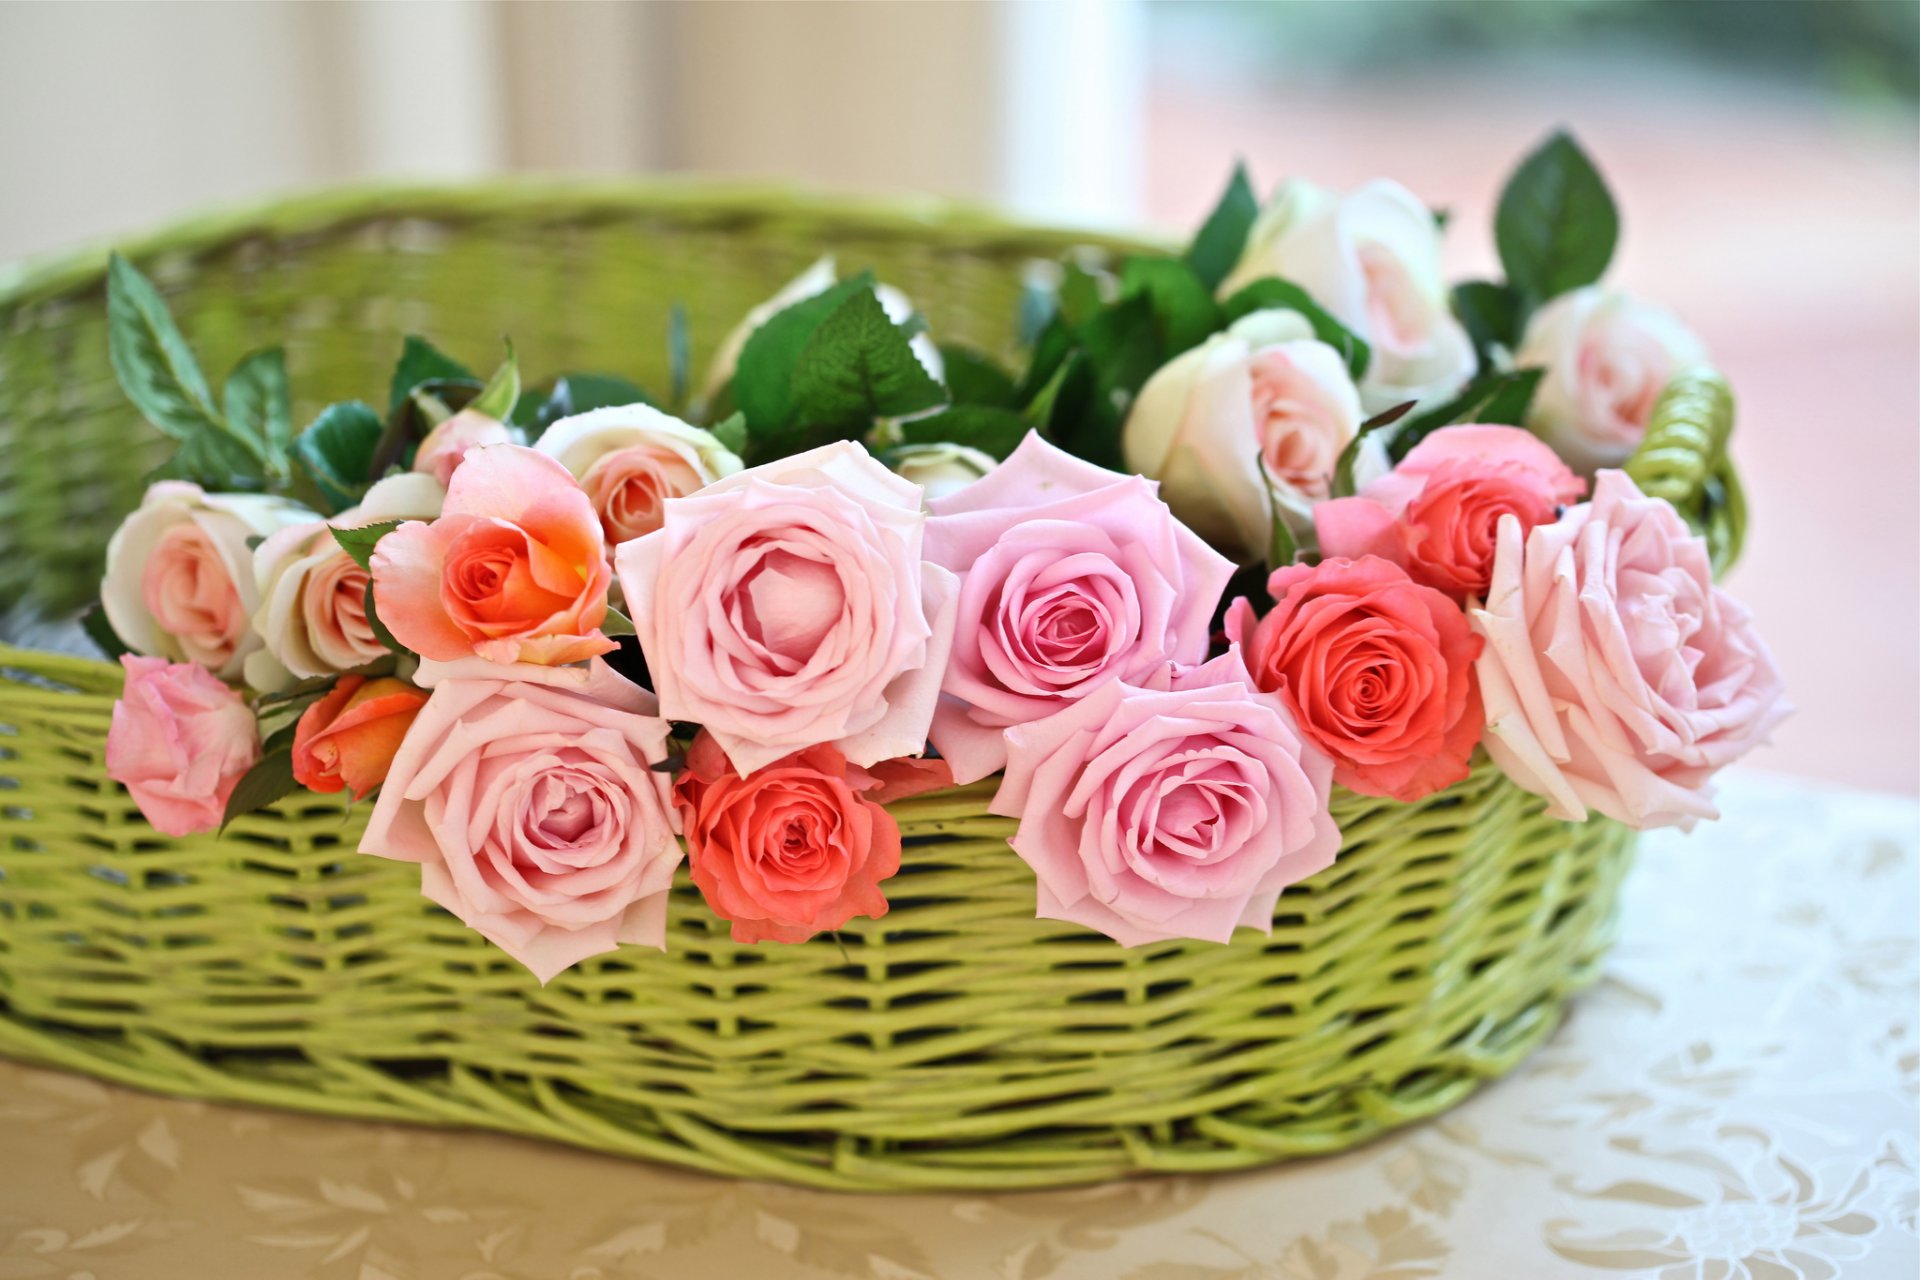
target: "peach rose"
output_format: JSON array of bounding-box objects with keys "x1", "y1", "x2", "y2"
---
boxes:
[
  {"x1": 671, "y1": 732, "x2": 906, "y2": 944},
  {"x1": 1472, "y1": 470, "x2": 1788, "y2": 830},
  {"x1": 105, "y1": 655, "x2": 261, "y2": 836},
  {"x1": 371, "y1": 443, "x2": 615, "y2": 667},
  {"x1": 359, "y1": 659, "x2": 680, "y2": 982},
  {"x1": 1226, "y1": 556, "x2": 1483, "y2": 802},
  {"x1": 534, "y1": 404, "x2": 742, "y2": 545},
  {"x1": 413, "y1": 408, "x2": 518, "y2": 487},
  {"x1": 291, "y1": 675, "x2": 429, "y2": 800}
]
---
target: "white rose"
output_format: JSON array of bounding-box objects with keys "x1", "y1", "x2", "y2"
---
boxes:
[
  {"x1": 243, "y1": 472, "x2": 445, "y2": 692},
  {"x1": 1219, "y1": 179, "x2": 1474, "y2": 415},
  {"x1": 886, "y1": 442, "x2": 996, "y2": 503},
  {"x1": 101, "y1": 481, "x2": 313, "y2": 680},
  {"x1": 1122, "y1": 309, "x2": 1362, "y2": 562},
  {"x1": 1515, "y1": 286, "x2": 1708, "y2": 474},
  {"x1": 534, "y1": 403, "x2": 743, "y2": 544},
  {"x1": 697, "y1": 255, "x2": 944, "y2": 409}
]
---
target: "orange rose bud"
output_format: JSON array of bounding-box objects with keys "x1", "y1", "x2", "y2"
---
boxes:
[{"x1": 291, "y1": 675, "x2": 428, "y2": 800}]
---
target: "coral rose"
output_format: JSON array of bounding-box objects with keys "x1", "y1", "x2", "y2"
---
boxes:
[
  {"x1": 290, "y1": 675, "x2": 429, "y2": 800},
  {"x1": 1471, "y1": 470, "x2": 1788, "y2": 830},
  {"x1": 1226, "y1": 556, "x2": 1483, "y2": 802},
  {"x1": 534, "y1": 403, "x2": 742, "y2": 545},
  {"x1": 370, "y1": 443, "x2": 615, "y2": 666},
  {"x1": 991, "y1": 652, "x2": 1341, "y2": 946},
  {"x1": 413, "y1": 408, "x2": 517, "y2": 487},
  {"x1": 105, "y1": 655, "x2": 261, "y2": 836}
]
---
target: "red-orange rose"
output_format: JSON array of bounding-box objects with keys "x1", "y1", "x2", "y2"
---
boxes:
[
  {"x1": 1224, "y1": 555, "x2": 1483, "y2": 802},
  {"x1": 291, "y1": 675, "x2": 429, "y2": 800}
]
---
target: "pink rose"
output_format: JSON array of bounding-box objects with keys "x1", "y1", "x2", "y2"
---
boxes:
[
  {"x1": 1471, "y1": 470, "x2": 1788, "y2": 830},
  {"x1": 105, "y1": 656, "x2": 261, "y2": 836},
  {"x1": 924, "y1": 432, "x2": 1236, "y2": 784},
  {"x1": 990, "y1": 652, "x2": 1340, "y2": 946},
  {"x1": 371, "y1": 443, "x2": 615, "y2": 667},
  {"x1": 413, "y1": 409, "x2": 517, "y2": 487},
  {"x1": 359, "y1": 659, "x2": 681, "y2": 982},
  {"x1": 1315, "y1": 425, "x2": 1585, "y2": 600},
  {"x1": 614, "y1": 441, "x2": 959, "y2": 775},
  {"x1": 1226, "y1": 556, "x2": 1483, "y2": 802},
  {"x1": 535, "y1": 404, "x2": 742, "y2": 545}
]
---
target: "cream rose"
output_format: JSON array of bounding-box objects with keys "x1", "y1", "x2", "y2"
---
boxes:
[
  {"x1": 533, "y1": 403, "x2": 742, "y2": 545},
  {"x1": 1514, "y1": 286, "x2": 1709, "y2": 474},
  {"x1": 886, "y1": 442, "x2": 996, "y2": 502},
  {"x1": 101, "y1": 481, "x2": 313, "y2": 680},
  {"x1": 1219, "y1": 180, "x2": 1474, "y2": 414},
  {"x1": 1123, "y1": 308, "x2": 1362, "y2": 561}
]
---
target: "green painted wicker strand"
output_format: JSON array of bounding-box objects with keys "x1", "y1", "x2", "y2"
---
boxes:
[{"x1": 0, "y1": 183, "x2": 1678, "y2": 1190}]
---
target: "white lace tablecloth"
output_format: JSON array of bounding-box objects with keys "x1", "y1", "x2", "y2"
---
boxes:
[{"x1": 2, "y1": 771, "x2": 1915, "y2": 1280}]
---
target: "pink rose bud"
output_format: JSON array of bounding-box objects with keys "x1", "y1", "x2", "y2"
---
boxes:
[
  {"x1": 413, "y1": 409, "x2": 514, "y2": 488},
  {"x1": 105, "y1": 656, "x2": 261, "y2": 836}
]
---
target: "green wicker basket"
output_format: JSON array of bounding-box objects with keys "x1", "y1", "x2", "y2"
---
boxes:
[{"x1": 0, "y1": 183, "x2": 1650, "y2": 1191}]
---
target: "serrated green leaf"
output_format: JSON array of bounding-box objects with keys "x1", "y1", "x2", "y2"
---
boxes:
[
  {"x1": 106, "y1": 253, "x2": 222, "y2": 442},
  {"x1": 368, "y1": 379, "x2": 479, "y2": 483},
  {"x1": 898, "y1": 405, "x2": 1029, "y2": 460},
  {"x1": 468, "y1": 340, "x2": 520, "y2": 421},
  {"x1": 388, "y1": 335, "x2": 475, "y2": 412},
  {"x1": 1388, "y1": 370, "x2": 1543, "y2": 462},
  {"x1": 1472, "y1": 367, "x2": 1544, "y2": 426},
  {"x1": 1495, "y1": 130, "x2": 1618, "y2": 304},
  {"x1": 293, "y1": 401, "x2": 385, "y2": 514},
  {"x1": 1015, "y1": 314, "x2": 1076, "y2": 405},
  {"x1": 937, "y1": 345, "x2": 1018, "y2": 408},
  {"x1": 1452, "y1": 280, "x2": 1521, "y2": 359},
  {"x1": 1058, "y1": 262, "x2": 1108, "y2": 329},
  {"x1": 1077, "y1": 293, "x2": 1161, "y2": 404},
  {"x1": 732, "y1": 273, "x2": 874, "y2": 441},
  {"x1": 144, "y1": 429, "x2": 265, "y2": 492},
  {"x1": 1330, "y1": 401, "x2": 1418, "y2": 498},
  {"x1": 1221, "y1": 278, "x2": 1372, "y2": 380},
  {"x1": 668, "y1": 303, "x2": 691, "y2": 408},
  {"x1": 221, "y1": 750, "x2": 297, "y2": 831},
  {"x1": 788, "y1": 287, "x2": 946, "y2": 439},
  {"x1": 330, "y1": 519, "x2": 402, "y2": 571},
  {"x1": 1122, "y1": 256, "x2": 1224, "y2": 359},
  {"x1": 82, "y1": 603, "x2": 131, "y2": 661},
  {"x1": 709, "y1": 411, "x2": 748, "y2": 456},
  {"x1": 222, "y1": 347, "x2": 293, "y2": 479},
  {"x1": 1185, "y1": 161, "x2": 1259, "y2": 291}
]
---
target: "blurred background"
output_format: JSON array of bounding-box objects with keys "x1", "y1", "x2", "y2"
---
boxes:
[{"x1": 1, "y1": 0, "x2": 1914, "y2": 794}]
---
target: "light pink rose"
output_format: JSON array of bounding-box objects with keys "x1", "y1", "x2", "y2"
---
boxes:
[
  {"x1": 1471, "y1": 470, "x2": 1788, "y2": 830},
  {"x1": 614, "y1": 441, "x2": 959, "y2": 775},
  {"x1": 923, "y1": 432, "x2": 1236, "y2": 784},
  {"x1": 535, "y1": 404, "x2": 742, "y2": 545},
  {"x1": 106, "y1": 656, "x2": 261, "y2": 837},
  {"x1": 359, "y1": 659, "x2": 681, "y2": 982},
  {"x1": 413, "y1": 409, "x2": 518, "y2": 487},
  {"x1": 990, "y1": 651, "x2": 1340, "y2": 946}
]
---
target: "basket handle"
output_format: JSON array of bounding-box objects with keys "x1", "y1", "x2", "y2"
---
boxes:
[{"x1": 1622, "y1": 367, "x2": 1746, "y2": 577}]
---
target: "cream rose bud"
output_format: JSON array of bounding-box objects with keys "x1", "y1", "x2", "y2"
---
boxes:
[
  {"x1": 243, "y1": 472, "x2": 446, "y2": 692},
  {"x1": 1515, "y1": 286, "x2": 1709, "y2": 474},
  {"x1": 101, "y1": 481, "x2": 314, "y2": 681},
  {"x1": 533, "y1": 403, "x2": 742, "y2": 545},
  {"x1": 1219, "y1": 179, "x2": 1474, "y2": 415},
  {"x1": 886, "y1": 442, "x2": 996, "y2": 503},
  {"x1": 1123, "y1": 309, "x2": 1362, "y2": 562}
]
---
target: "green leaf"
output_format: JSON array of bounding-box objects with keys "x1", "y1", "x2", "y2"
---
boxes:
[
  {"x1": 293, "y1": 401, "x2": 385, "y2": 514},
  {"x1": 330, "y1": 519, "x2": 402, "y2": 571},
  {"x1": 668, "y1": 303, "x2": 691, "y2": 408},
  {"x1": 709, "y1": 411, "x2": 748, "y2": 457},
  {"x1": 221, "y1": 750, "x2": 297, "y2": 831},
  {"x1": 1262, "y1": 451, "x2": 1299, "y2": 570},
  {"x1": 511, "y1": 373, "x2": 649, "y2": 438},
  {"x1": 82, "y1": 602, "x2": 131, "y2": 661},
  {"x1": 1185, "y1": 161, "x2": 1259, "y2": 291},
  {"x1": 788, "y1": 286, "x2": 947, "y2": 438},
  {"x1": 362, "y1": 578, "x2": 404, "y2": 654},
  {"x1": 1016, "y1": 273, "x2": 1058, "y2": 348},
  {"x1": 222, "y1": 347, "x2": 293, "y2": 478},
  {"x1": 898, "y1": 405, "x2": 1029, "y2": 460},
  {"x1": 1014, "y1": 314, "x2": 1076, "y2": 405},
  {"x1": 388, "y1": 335, "x2": 475, "y2": 412},
  {"x1": 1388, "y1": 370, "x2": 1544, "y2": 462},
  {"x1": 468, "y1": 341, "x2": 521, "y2": 421},
  {"x1": 1331, "y1": 401, "x2": 1417, "y2": 498},
  {"x1": 368, "y1": 379, "x2": 479, "y2": 482},
  {"x1": 602, "y1": 605, "x2": 637, "y2": 638},
  {"x1": 1058, "y1": 262, "x2": 1108, "y2": 329},
  {"x1": 1077, "y1": 293, "x2": 1163, "y2": 405},
  {"x1": 732, "y1": 273, "x2": 874, "y2": 437},
  {"x1": 1452, "y1": 280, "x2": 1522, "y2": 358},
  {"x1": 937, "y1": 344, "x2": 1019, "y2": 408},
  {"x1": 1221, "y1": 278, "x2": 1371, "y2": 380},
  {"x1": 1495, "y1": 130, "x2": 1619, "y2": 303},
  {"x1": 1122, "y1": 257, "x2": 1224, "y2": 359},
  {"x1": 106, "y1": 253, "x2": 223, "y2": 442},
  {"x1": 144, "y1": 429, "x2": 264, "y2": 492},
  {"x1": 1472, "y1": 367, "x2": 1544, "y2": 426}
]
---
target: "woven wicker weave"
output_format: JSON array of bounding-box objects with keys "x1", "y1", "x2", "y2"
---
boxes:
[{"x1": 0, "y1": 183, "x2": 1656, "y2": 1191}]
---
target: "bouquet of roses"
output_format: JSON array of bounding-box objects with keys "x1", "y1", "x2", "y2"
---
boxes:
[{"x1": 90, "y1": 130, "x2": 1786, "y2": 982}]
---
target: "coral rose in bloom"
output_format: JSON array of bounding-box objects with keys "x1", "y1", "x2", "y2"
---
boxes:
[
  {"x1": 1226, "y1": 556, "x2": 1483, "y2": 802},
  {"x1": 413, "y1": 408, "x2": 518, "y2": 487},
  {"x1": 924, "y1": 432, "x2": 1236, "y2": 785},
  {"x1": 290, "y1": 675, "x2": 429, "y2": 800},
  {"x1": 105, "y1": 656, "x2": 261, "y2": 837},
  {"x1": 371, "y1": 443, "x2": 615, "y2": 666},
  {"x1": 1472, "y1": 471, "x2": 1788, "y2": 830},
  {"x1": 990, "y1": 653, "x2": 1340, "y2": 947},
  {"x1": 615, "y1": 441, "x2": 959, "y2": 775},
  {"x1": 1314, "y1": 425, "x2": 1585, "y2": 600},
  {"x1": 672, "y1": 732, "x2": 933, "y2": 944},
  {"x1": 359, "y1": 659, "x2": 681, "y2": 982},
  {"x1": 534, "y1": 403, "x2": 742, "y2": 545},
  {"x1": 101, "y1": 481, "x2": 312, "y2": 680}
]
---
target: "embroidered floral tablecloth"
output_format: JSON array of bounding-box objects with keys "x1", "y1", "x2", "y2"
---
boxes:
[{"x1": 2, "y1": 771, "x2": 1914, "y2": 1280}]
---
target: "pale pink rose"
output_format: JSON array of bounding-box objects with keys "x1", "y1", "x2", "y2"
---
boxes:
[
  {"x1": 101, "y1": 481, "x2": 312, "y2": 680},
  {"x1": 1514, "y1": 287, "x2": 1708, "y2": 474},
  {"x1": 371, "y1": 444, "x2": 615, "y2": 667},
  {"x1": 923, "y1": 432, "x2": 1236, "y2": 784},
  {"x1": 106, "y1": 656, "x2": 261, "y2": 837},
  {"x1": 535, "y1": 404, "x2": 742, "y2": 545},
  {"x1": 358, "y1": 659, "x2": 681, "y2": 982},
  {"x1": 413, "y1": 409, "x2": 517, "y2": 487},
  {"x1": 615, "y1": 441, "x2": 959, "y2": 775},
  {"x1": 1471, "y1": 470, "x2": 1788, "y2": 830},
  {"x1": 990, "y1": 651, "x2": 1340, "y2": 946}
]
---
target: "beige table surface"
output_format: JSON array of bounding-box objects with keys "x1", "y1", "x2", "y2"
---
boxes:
[{"x1": 2, "y1": 771, "x2": 1915, "y2": 1280}]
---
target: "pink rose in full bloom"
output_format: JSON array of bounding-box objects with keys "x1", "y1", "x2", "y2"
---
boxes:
[
  {"x1": 990, "y1": 652, "x2": 1340, "y2": 946},
  {"x1": 413, "y1": 409, "x2": 517, "y2": 487},
  {"x1": 1315, "y1": 425, "x2": 1585, "y2": 600},
  {"x1": 923, "y1": 432, "x2": 1236, "y2": 784},
  {"x1": 105, "y1": 656, "x2": 261, "y2": 837},
  {"x1": 371, "y1": 443, "x2": 615, "y2": 667},
  {"x1": 359, "y1": 659, "x2": 681, "y2": 982},
  {"x1": 1226, "y1": 556, "x2": 1483, "y2": 802},
  {"x1": 614, "y1": 441, "x2": 959, "y2": 776},
  {"x1": 534, "y1": 404, "x2": 742, "y2": 545},
  {"x1": 1471, "y1": 470, "x2": 1788, "y2": 830},
  {"x1": 671, "y1": 732, "x2": 907, "y2": 944}
]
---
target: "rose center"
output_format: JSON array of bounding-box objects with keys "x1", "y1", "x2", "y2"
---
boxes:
[
  {"x1": 1358, "y1": 242, "x2": 1431, "y2": 357},
  {"x1": 736, "y1": 548, "x2": 846, "y2": 664},
  {"x1": 142, "y1": 521, "x2": 244, "y2": 657}
]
